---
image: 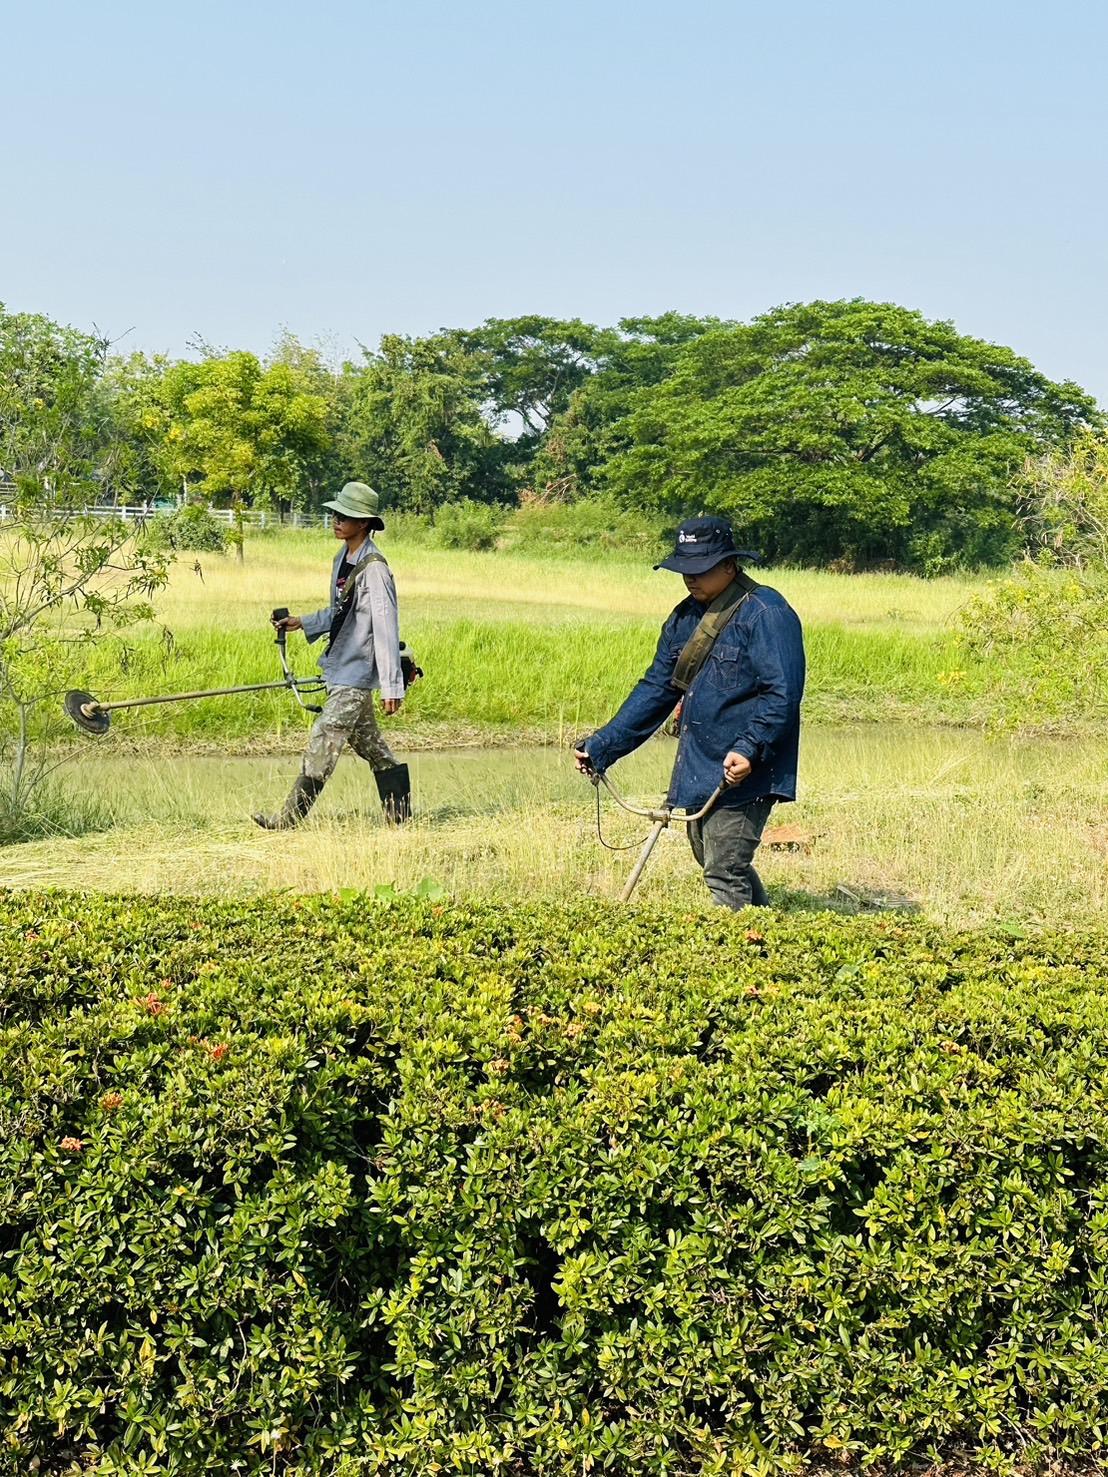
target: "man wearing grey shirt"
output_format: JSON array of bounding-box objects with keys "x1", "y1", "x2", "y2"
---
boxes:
[{"x1": 253, "y1": 481, "x2": 411, "y2": 829}]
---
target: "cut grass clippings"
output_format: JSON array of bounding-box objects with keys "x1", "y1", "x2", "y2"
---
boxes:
[{"x1": 11, "y1": 728, "x2": 1108, "y2": 930}]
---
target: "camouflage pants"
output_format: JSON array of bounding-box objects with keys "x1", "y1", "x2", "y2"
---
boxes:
[{"x1": 299, "y1": 685, "x2": 398, "y2": 784}]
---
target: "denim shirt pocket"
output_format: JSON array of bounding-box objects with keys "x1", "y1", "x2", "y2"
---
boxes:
[{"x1": 704, "y1": 635, "x2": 748, "y2": 690}]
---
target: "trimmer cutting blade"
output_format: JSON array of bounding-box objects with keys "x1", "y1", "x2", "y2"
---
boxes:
[{"x1": 64, "y1": 689, "x2": 111, "y2": 736}]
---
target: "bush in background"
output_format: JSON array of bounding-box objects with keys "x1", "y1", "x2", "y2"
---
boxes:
[
  {"x1": 378, "y1": 496, "x2": 670, "y2": 559},
  {"x1": 430, "y1": 497, "x2": 504, "y2": 551},
  {"x1": 1017, "y1": 428, "x2": 1108, "y2": 570},
  {"x1": 141, "y1": 503, "x2": 228, "y2": 553},
  {"x1": 506, "y1": 493, "x2": 671, "y2": 559},
  {"x1": 959, "y1": 565, "x2": 1108, "y2": 728}
]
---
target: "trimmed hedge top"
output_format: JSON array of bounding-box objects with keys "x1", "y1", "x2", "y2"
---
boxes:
[{"x1": 2, "y1": 893, "x2": 1108, "y2": 1474}]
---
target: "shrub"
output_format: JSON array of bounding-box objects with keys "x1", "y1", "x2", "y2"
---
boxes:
[
  {"x1": 507, "y1": 493, "x2": 671, "y2": 559},
  {"x1": 959, "y1": 564, "x2": 1108, "y2": 727},
  {"x1": 1016, "y1": 428, "x2": 1108, "y2": 569},
  {"x1": 4, "y1": 895, "x2": 1108, "y2": 1473},
  {"x1": 432, "y1": 498, "x2": 504, "y2": 551},
  {"x1": 375, "y1": 509, "x2": 434, "y2": 545},
  {"x1": 142, "y1": 503, "x2": 228, "y2": 554}
]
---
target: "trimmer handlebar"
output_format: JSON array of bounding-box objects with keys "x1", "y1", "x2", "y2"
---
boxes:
[
  {"x1": 586, "y1": 770, "x2": 726, "y2": 903},
  {"x1": 589, "y1": 769, "x2": 724, "y2": 826}
]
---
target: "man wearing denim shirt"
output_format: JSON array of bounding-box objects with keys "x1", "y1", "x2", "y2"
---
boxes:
[
  {"x1": 576, "y1": 515, "x2": 805, "y2": 909},
  {"x1": 254, "y1": 481, "x2": 410, "y2": 829}
]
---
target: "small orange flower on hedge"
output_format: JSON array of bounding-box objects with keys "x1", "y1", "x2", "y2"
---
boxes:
[
  {"x1": 100, "y1": 1092, "x2": 123, "y2": 1111},
  {"x1": 139, "y1": 993, "x2": 165, "y2": 1016},
  {"x1": 208, "y1": 1044, "x2": 229, "y2": 1062},
  {"x1": 60, "y1": 1136, "x2": 83, "y2": 1152}
]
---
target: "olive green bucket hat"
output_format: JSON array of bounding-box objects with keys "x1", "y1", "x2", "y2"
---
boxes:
[{"x1": 322, "y1": 481, "x2": 384, "y2": 530}]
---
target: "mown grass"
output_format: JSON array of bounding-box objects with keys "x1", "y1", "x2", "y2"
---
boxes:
[
  {"x1": 11, "y1": 727, "x2": 1108, "y2": 929},
  {"x1": 17, "y1": 531, "x2": 1102, "y2": 932},
  {"x1": 65, "y1": 529, "x2": 986, "y2": 748}
]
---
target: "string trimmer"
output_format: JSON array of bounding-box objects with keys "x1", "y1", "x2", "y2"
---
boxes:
[
  {"x1": 586, "y1": 766, "x2": 724, "y2": 902},
  {"x1": 63, "y1": 607, "x2": 326, "y2": 737}
]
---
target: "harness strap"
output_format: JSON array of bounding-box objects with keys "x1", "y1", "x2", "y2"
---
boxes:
[
  {"x1": 325, "y1": 550, "x2": 386, "y2": 654},
  {"x1": 671, "y1": 571, "x2": 760, "y2": 694}
]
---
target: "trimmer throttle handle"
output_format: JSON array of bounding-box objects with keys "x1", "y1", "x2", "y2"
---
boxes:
[
  {"x1": 272, "y1": 607, "x2": 289, "y2": 643},
  {"x1": 572, "y1": 737, "x2": 597, "y2": 777}
]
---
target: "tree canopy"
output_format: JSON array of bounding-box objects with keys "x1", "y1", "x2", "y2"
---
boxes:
[
  {"x1": 2, "y1": 298, "x2": 1101, "y2": 571},
  {"x1": 602, "y1": 300, "x2": 1100, "y2": 570},
  {"x1": 157, "y1": 351, "x2": 331, "y2": 510},
  {"x1": 0, "y1": 307, "x2": 116, "y2": 500},
  {"x1": 461, "y1": 316, "x2": 619, "y2": 445},
  {"x1": 530, "y1": 313, "x2": 722, "y2": 501},
  {"x1": 337, "y1": 333, "x2": 508, "y2": 514}
]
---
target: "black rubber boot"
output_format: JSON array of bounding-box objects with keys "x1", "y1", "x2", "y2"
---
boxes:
[
  {"x1": 252, "y1": 775, "x2": 325, "y2": 830},
  {"x1": 374, "y1": 763, "x2": 411, "y2": 824}
]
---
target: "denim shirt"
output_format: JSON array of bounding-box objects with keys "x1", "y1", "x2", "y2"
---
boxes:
[
  {"x1": 298, "y1": 537, "x2": 405, "y2": 698},
  {"x1": 584, "y1": 585, "x2": 805, "y2": 811}
]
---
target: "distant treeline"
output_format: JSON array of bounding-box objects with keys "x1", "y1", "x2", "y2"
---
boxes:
[{"x1": 1, "y1": 300, "x2": 1101, "y2": 572}]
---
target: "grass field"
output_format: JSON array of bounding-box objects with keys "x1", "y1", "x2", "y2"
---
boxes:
[
  {"x1": 9, "y1": 530, "x2": 1105, "y2": 927},
  {"x1": 9, "y1": 725, "x2": 1106, "y2": 929},
  {"x1": 65, "y1": 528, "x2": 990, "y2": 749}
]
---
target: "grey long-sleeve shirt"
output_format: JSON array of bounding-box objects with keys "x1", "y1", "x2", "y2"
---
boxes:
[{"x1": 298, "y1": 537, "x2": 405, "y2": 699}]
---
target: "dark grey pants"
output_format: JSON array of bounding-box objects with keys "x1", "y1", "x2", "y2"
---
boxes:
[{"x1": 687, "y1": 798, "x2": 775, "y2": 910}]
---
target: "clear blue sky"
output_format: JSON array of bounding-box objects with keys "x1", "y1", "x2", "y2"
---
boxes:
[{"x1": 6, "y1": 0, "x2": 1107, "y2": 403}]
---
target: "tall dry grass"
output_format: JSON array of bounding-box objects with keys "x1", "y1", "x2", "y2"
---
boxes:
[{"x1": 7, "y1": 729, "x2": 1106, "y2": 929}]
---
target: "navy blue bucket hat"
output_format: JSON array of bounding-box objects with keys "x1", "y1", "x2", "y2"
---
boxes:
[{"x1": 654, "y1": 515, "x2": 760, "y2": 575}]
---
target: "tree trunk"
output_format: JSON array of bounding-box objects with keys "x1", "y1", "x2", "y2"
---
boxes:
[{"x1": 10, "y1": 700, "x2": 29, "y2": 812}]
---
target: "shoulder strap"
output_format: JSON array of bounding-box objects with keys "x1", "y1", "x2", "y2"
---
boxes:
[
  {"x1": 325, "y1": 550, "x2": 388, "y2": 653},
  {"x1": 671, "y1": 572, "x2": 759, "y2": 694}
]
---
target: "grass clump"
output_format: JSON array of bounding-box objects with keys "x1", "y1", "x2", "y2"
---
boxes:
[
  {"x1": 0, "y1": 775, "x2": 109, "y2": 845},
  {"x1": 4, "y1": 893, "x2": 1108, "y2": 1472}
]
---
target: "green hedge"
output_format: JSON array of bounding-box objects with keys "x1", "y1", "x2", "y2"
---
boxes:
[{"x1": 3, "y1": 895, "x2": 1108, "y2": 1474}]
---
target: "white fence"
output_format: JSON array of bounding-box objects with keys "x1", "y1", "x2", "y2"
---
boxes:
[{"x1": 0, "y1": 499, "x2": 330, "y2": 529}]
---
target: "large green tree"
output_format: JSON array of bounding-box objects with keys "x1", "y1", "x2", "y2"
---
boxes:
[
  {"x1": 0, "y1": 308, "x2": 117, "y2": 497},
  {"x1": 603, "y1": 300, "x2": 1100, "y2": 570},
  {"x1": 462, "y1": 316, "x2": 618, "y2": 438},
  {"x1": 98, "y1": 350, "x2": 179, "y2": 502},
  {"x1": 530, "y1": 313, "x2": 722, "y2": 500},
  {"x1": 264, "y1": 331, "x2": 349, "y2": 501},
  {"x1": 339, "y1": 333, "x2": 509, "y2": 514},
  {"x1": 158, "y1": 350, "x2": 332, "y2": 544}
]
